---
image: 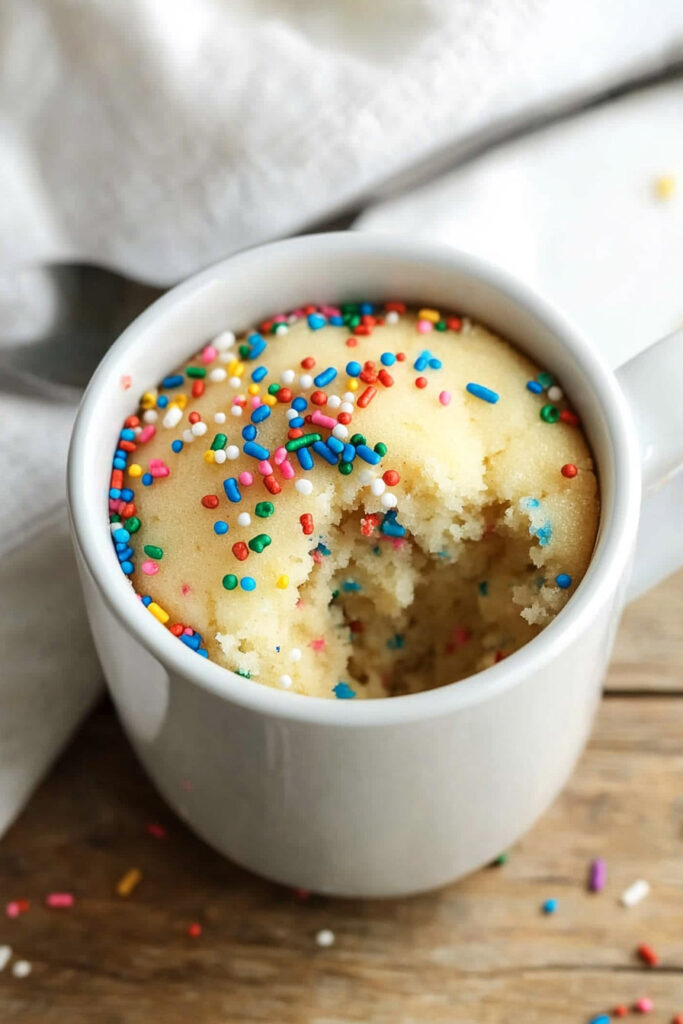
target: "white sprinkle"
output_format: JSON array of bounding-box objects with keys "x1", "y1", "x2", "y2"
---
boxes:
[
  {"x1": 191, "y1": 421, "x2": 208, "y2": 437},
  {"x1": 286, "y1": 409, "x2": 298, "y2": 421},
  {"x1": 142, "y1": 409, "x2": 158, "y2": 423},
  {"x1": 340, "y1": 402, "x2": 354, "y2": 414},
  {"x1": 209, "y1": 368, "x2": 227, "y2": 383},
  {"x1": 213, "y1": 330, "x2": 235, "y2": 351},
  {"x1": 359, "y1": 469, "x2": 375, "y2": 485},
  {"x1": 218, "y1": 351, "x2": 233, "y2": 363},
  {"x1": 299, "y1": 374, "x2": 313, "y2": 390},
  {"x1": 0, "y1": 946, "x2": 12, "y2": 971},
  {"x1": 279, "y1": 674, "x2": 293, "y2": 689},
  {"x1": 237, "y1": 512, "x2": 251, "y2": 527},
  {"x1": 342, "y1": 392, "x2": 355, "y2": 404},
  {"x1": 182, "y1": 429, "x2": 195, "y2": 443},
  {"x1": 332, "y1": 424, "x2": 348, "y2": 440},
  {"x1": 229, "y1": 376, "x2": 242, "y2": 389},
  {"x1": 214, "y1": 449, "x2": 227, "y2": 465},
  {"x1": 296, "y1": 479, "x2": 314, "y2": 496},
  {"x1": 274, "y1": 324, "x2": 289, "y2": 336},
  {"x1": 289, "y1": 648, "x2": 302, "y2": 662},
  {"x1": 214, "y1": 411, "x2": 226, "y2": 424},
  {"x1": 381, "y1": 492, "x2": 398, "y2": 509},
  {"x1": 163, "y1": 405, "x2": 183, "y2": 429},
  {"x1": 385, "y1": 310, "x2": 399, "y2": 325},
  {"x1": 287, "y1": 313, "x2": 298, "y2": 324},
  {"x1": 230, "y1": 406, "x2": 243, "y2": 417},
  {"x1": 226, "y1": 445, "x2": 240, "y2": 459},
  {"x1": 133, "y1": 425, "x2": 142, "y2": 435},
  {"x1": 327, "y1": 395, "x2": 342, "y2": 409},
  {"x1": 281, "y1": 369, "x2": 296, "y2": 385},
  {"x1": 315, "y1": 929, "x2": 335, "y2": 948},
  {"x1": 547, "y1": 385, "x2": 563, "y2": 402},
  {"x1": 12, "y1": 960, "x2": 31, "y2": 979},
  {"x1": 620, "y1": 879, "x2": 650, "y2": 907},
  {"x1": 370, "y1": 478, "x2": 386, "y2": 496}
]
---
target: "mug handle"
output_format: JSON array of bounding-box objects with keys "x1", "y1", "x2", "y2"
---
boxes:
[{"x1": 616, "y1": 330, "x2": 683, "y2": 600}]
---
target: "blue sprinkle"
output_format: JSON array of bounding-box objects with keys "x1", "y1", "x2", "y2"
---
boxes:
[
  {"x1": 428, "y1": 357, "x2": 442, "y2": 370},
  {"x1": 555, "y1": 573, "x2": 572, "y2": 589},
  {"x1": 109, "y1": 488, "x2": 121, "y2": 500},
  {"x1": 333, "y1": 682, "x2": 356, "y2": 699},
  {"x1": 156, "y1": 395, "x2": 169, "y2": 409},
  {"x1": 327, "y1": 435, "x2": 344, "y2": 455},
  {"x1": 180, "y1": 633, "x2": 201, "y2": 650},
  {"x1": 534, "y1": 521, "x2": 552, "y2": 546},
  {"x1": 243, "y1": 440, "x2": 270, "y2": 460},
  {"x1": 248, "y1": 332, "x2": 266, "y2": 359},
  {"x1": 387, "y1": 634, "x2": 404, "y2": 650},
  {"x1": 522, "y1": 497, "x2": 540, "y2": 509},
  {"x1": 314, "y1": 366, "x2": 337, "y2": 388},
  {"x1": 526, "y1": 380, "x2": 543, "y2": 394},
  {"x1": 241, "y1": 576, "x2": 257, "y2": 591},
  {"x1": 355, "y1": 444, "x2": 381, "y2": 465},
  {"x1": 141, "y1": 595, "x2": 152, "y2": 606},
  {"x1": 214, "y1": 520, "x2": 229, "y2": 535},
  {"x1": 242, "y1": 424, "x2": 257, "y2": 441},
  {"x1": 196, "y1": 648, "x2": 209, "y2": 658},
  {"x1": 292, "y1": 397, "x2": 307, "y2": 412},
  {"x1": 141, "y1": 474, "x2": 153, "y2": 486},
  {"x1": 114, "y1": 449, "x2": 127, "y2": 461},
  {"x1": 312, "y1": 441, "x2": 339, "y2": 465},
  {"x1": 542, "y1": 898, "x2": 558, "y2": 914},
  {"x1": 113, "y1": 458, "x2": 127, "y2": 471},
  {"x1": 307, "y1": 313, "x2": 326, "y2": 330},
  {"x1": 251, "y1": 366, "x2": 268, "y2": 382},
  {"x1": 171, "y1": 439, "x2": 184, "y2": 453},
  {"x1": 478, "y1": 581, "x2": 489, "y2": 596},
  {"x1": 316, "y1": 542, "x2": 331, "y2": 557},
  {"x1": 588, "y1": 1017, "x2": 611, "y2": 1024},
  {"x1": 342, "y1": 443, "x2": 356, "y2": 463},
  {"x1": 380, "y1": 352, "x2": 396, "y2": 366},
  {"x1": 112, "y1": 529, "x2": 130, "y2": 544},
  {"x1": 289, "y1": 416, "x2": 305, "y2": 428},
  {"x1": 120, "y1": 560, "x2": 134, "y2": 575},
  {"x1": 342, "y1": 580, "x2": 362, "y2": 592},
  {"x1": 296, "y1": 446, "x2": 314, "y2": 471},
  {"x1": 381, "y1": 511, "x2": 406, "y2": 538},
  {"x1": 162, "y1": 374, "x2": 184, "y2": 389},
  {"x1": 120, "y1": 488, "x2": 134, "y2": 502},
  {"x1": 251, "y1": 404, "x2": 271, "y2": 423},
  {"x1": 345, "y1": 361, "x2": 362, "y2": 377},
  {"x1": 117, "y1": 546, "x2": 134, "y2": 561},
  {"x1": 120, "y1": 429, "x2": 136, "y2": 442},
  {"x1": 223, "y1": 477, "x2": 241, "y2": 502},
  {"x1": 466, "y1": 382, "x2": 499, "y2": 404},
  {"x1": 359, "y1": 302, "x2": 374, "y2": 315},
  {"x1": 414, "y1": 350, "x2": 430, "y2": 371},
  {"x1": 114, "y1": 541, "x2": 129, "y2": 553},
  {"x1": 329, "y1": 315, "x2": 344, "y2": 326}
]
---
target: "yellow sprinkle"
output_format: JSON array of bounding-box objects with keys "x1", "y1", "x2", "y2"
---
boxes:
[
  {"x1": 116, "y1": 868, "x2": 142, "y2": 897},
  {"x1": 418, "y1": 308, "x2": 440, "y2": 323},
  {"x1": 347, "y1": 378, "x2": 359, "y2": 391},
  {"x1": 235, "y1": 363, "x2": 245, "y2": 377},
  {"x1": 140, "y1": 392, "x2": 156, "y2": 410},
  {"x1": 227, "y1": 359, "x2": 240, "y2": 375},
  {"x1": 248, "y1": 383, "x2": 260, "y2": 395},
  {"x1": 276, "y1": 574, "x2": 289, "y2": 589},
  {"x1": 174, "y1": 394, "x2": 188, "y2": 409},
  {"x1": 203, "y1": 450, "x2": 215, "y2": 464},
  {"x1": 654, "y1": 174, "x2": 676, "y2": 201},
  {"x1": 128, "y1": 464, "x2": 142, "y2": 478},
  {"x1": 263, "y1": 395, "x2": 277, "y2": 407},
  {"x1": 148, "y1": 602, "x2": 169, "y2": 624}
]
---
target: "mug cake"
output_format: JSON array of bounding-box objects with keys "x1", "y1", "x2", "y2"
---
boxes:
[{"x1": 107, "y1": 301, "x2": 599, "y2": 698}]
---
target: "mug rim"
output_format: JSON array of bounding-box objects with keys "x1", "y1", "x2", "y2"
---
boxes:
[{"x1": 67, "y1": 232, "x2": 642, "y2": 726}]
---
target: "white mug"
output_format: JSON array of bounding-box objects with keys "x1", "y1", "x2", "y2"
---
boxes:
[{"x1": 67, "y1": 233, "x2": 683, "y2": 897}]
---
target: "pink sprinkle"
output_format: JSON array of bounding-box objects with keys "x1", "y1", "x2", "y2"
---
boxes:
[
  {"x1": 138, "y1": 424, "x2": 156, "y2": 443},
  {"x1": 291, "y1": 307, "x2": 305, "y2": 318},
  {"x1": 141, "y1": 560, "x2": 159, "y2": 576},
  {"x1": 391, "y1": 537, "x2": 406, "y2": 550},
  {"x1": 181, "y1": 584, "x2": 191, "y2": 596},
  {"x1": 321, "y1": 305, "x2": 341, "y2": 317},
  {"x1": 417, "y1": 319, "x2": 433, "y2": 334},
  {"x1": 239, "y1": 471, "x2": 254, "y2": 486},
  {"x1": 590, "y1": 857, "x2": 607, "y2": 892},
  {"x1": 120, "y1": 374, "x2": 132, "y2": 390},
  {"x1": 149, "y1": 458, "x2": 163, "y2": 468},
  {"x1": 635, "y1": 997, "x2": 653, "y2": 1013},
  {"x1": 182, "y1": 627, "x2": 193, "y2": 635},
  {"x1": 311, "y1": 410, "x2": 337, "y2": 429},
  {"x1": 234, "y1": 396, "x2": 247, "y2": 407},
  {"x1": 146, "y1": 823, "x2": 168, "y2": 839},
  {"x1": 312, "y1": 550, "x2": 323, "y2": 564},
  {"x1": 201, "y1": 345, "x2": 218, "y2": 364},
  {"x1": 273, "y1": 446, "x2": 287, "y2": 466},
  {"x1": 5, "y1": 902, "x2": 20, "y2": 919},
  {"x1": 273, "y1": 315, "x2": 287, "y2": 323},
  {"x1": 258, "y1": 460, "x2": 273, "y2": 476},
  {"x1": 310, "y1": 637, "x2": 326, "y2": 652},
  {"x1": 46, "y1": 893, "x2": 74, "y2": 909},
  {"x1": 108, "y1": 499, "x2": 119, "y2": 513},
  {"x1": 150, "y1": 465, "x2": 170, "y2": 478},
  {"x1": 279, "y1": 459, "x2": 295, "y2": 480},
  {"x1": 250, "y1": 396, "x2": 261, "y2": 409},
  {"x1": 439, "y1": 390, "x2": 452, "y2": 406}
]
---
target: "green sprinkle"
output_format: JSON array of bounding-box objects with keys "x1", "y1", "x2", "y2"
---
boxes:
[
  {"x1": 124, "y1": 516, "x2": 141, "y2": 533},
  {"x1": 110, "y1": 514, "x2": 121, "y2": 523},
  {"x1": 373, "y1": 442, "x2": 387, "y2": 457},
  {"x1": 222, "y1": 574, "x2": 238, "y2": 590},
  {"x1": 285, "y1": 432, "x2": 321, "y2": 452},
  {"x1": 238, "y1": 344, "x2": 250, "y2": 359},
  {"x1": 339, "y1": 461, "x2": 353, "y2": 475},
  {"x1": 236, "y1": 667, "x2": 251, "y2": 679},
  {"x1": 350, "y1": 433, "x2": 366, "y2": 446},
  {"x1": 143, "y1": 545, "x2": 163, "y2": 559},
  {"x1": 331, "y1": 589, "x2": 340, "y2": 600},
  {"x1": 255, "y1": 501, "x2": 274, "y2": 518},
  {"x1": 248, "y1": 533, "x2": 272, "y2": 553},
  {"x1": 372, "y1": 545, "x2": 381, "y2": 555},
  {"x1": 341, "y1": 303, "x2": 359, "y2": 314},
  {"x1": 538, "y1": 371, "x2": 554, "y2": 388},
  {"x1": 185, "y1": 366, "x2": 206, "y2": 378},
  {"x1": 210, "y1": 433, "x2": 227, "y2": 451},
  {"x1": 435, "y1": 320, "x2": 447, "y2": 331},
  {"x1": 492, "y1": 852, "x2": 509, "y2": 867},
  {"x1": 267, "y1": 383, "x2": 281, "y2": 396},
  {"x1": 348, "y1": 315, "x2": 361, "y2": 328},
  {"x1": 540, "y1": 404, "x2": 560, "y2": 423}
]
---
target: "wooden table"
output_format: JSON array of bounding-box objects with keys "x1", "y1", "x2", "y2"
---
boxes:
[{"x1": 1, "y1": 572, "x2": 682, "y2": 1024}]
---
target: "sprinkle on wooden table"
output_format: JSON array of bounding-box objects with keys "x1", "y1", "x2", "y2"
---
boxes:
[
  {"x1": 621, "y1": 879, "x2": 650, "y2": 907},
  {"x1": 116, "y1": 868, "x2": 142, "y2": 897},
  {"x1": 589, "y1": 857, "x2": 607, "y2": 892},
  {"x1": 12, "y1": 960, "x2": 31, "y2": 979},
  {"x1": 315, "y1": 929, "x2": 335, "y2": 948},
  {"x1": 0, "y1": 946, "x2": 11, "y2": 971},
  {"x1": 45, "y1": 892, "x2": 74, "y2": 909},
  {"x1": 637, "y1": 943, "x2": 659, "y2": 966}
]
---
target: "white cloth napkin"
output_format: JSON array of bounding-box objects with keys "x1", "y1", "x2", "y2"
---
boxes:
[{"x1": 2, "y1": 0, "x2": 683, "y2": 834}]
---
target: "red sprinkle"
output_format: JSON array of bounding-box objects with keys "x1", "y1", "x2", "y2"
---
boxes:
[
  {"x1": 383, "y1": 470, "x2": 400, "y2": 486},
  {"x1": 124, "y1": 415, "x2": 141, "y2": 428},
  {"x1": 301, "y1": 356, "x2": 316, "y2": 369},
  {"x1": 638, "y1": 943, "x2": 659, "y2": 966},
  {"x1": 188, "y1": 411, "x2": 201, "y2": 425},
  {"x1": 613, "y1": 1007, "x2": 628, "y2": 1017},
  {"x1": 357, "y1": 386, "x2": 377, "y2": 408},
  {"x1": 561, "y1": 463, "x2": 578, "y2": 478},
  {"x1": 232, "y1": 541, "x2": 249, "y2": 561},
  {"x1": 121, "y1": 502, "x2": 136, "y2": 519},
  {"x1": 191, "y1": 380, "x2": 205, "y2": 398},
  {"x1": 111, "y1": 469, "x2": 124, "y2": 488},
  {"x1": 338, "y1": 412, "x2": 352, "y2": 425},
  {"x1": 311, "y1": 390, "x2": 327, "y2": 406},
  {"x1": 396, "y1": 352, "x2": 406, "y2": 361},
  {"x1": 146, "y1": 823, "x2": 168, "y2": 839},
  {"x1": 354, "y1": 324, "x2": 371, "y2": 336},
  {"x1": 187, "y1": 922, "x2": 202, "y2": 938},
  {"x1": 560, "y1": 409, "x2": 579, "y2": 426},
  {"x1": 201, "y1": 494, "x2": 219, "y2": 509},
  {"x1": 264, "y1": 475, "x2": 281, "y2": 495},
  {"x1": 385, "y1": 301, "x2": 406, "y2": 313},
  {"x1": 360, "y1": 513, "x2": 379, "y2": 537},
  {"x1": 415, "y1": 377, "x2": 428, "y2": 389},
  {"x1": 361, "y1": 315, "x2": 375, "y2": 327},
  {"x1": 300, "y1": 513, "x2": 314, "y2": 536},
  {"x1": 346, "y1": 337, "x2": 358, "y2": 347},
  {"x1": 277, "y1": 388, "x2": 293, "y2": 403},
  {"x1": 288, "y1": 428, "x2": 304, "y2": 440},
  {"x1": 349, "y1": 620, "x2": 364, "y2": 633},
  {"x1": 360, "y1": 368, "x2": 378, "y2": 384},
  {"x1": 170, "y1": 624, "x2": 184, "y2": 636},
  {"x1": 378, "y1": 369, "x2": 394, "y2": 387},
  {"x1": 447, "y1": 317, "x2": 463, "y2": 331},
  {"x1": 119, "y1": 440, "x2": 137, "y2": 453}
]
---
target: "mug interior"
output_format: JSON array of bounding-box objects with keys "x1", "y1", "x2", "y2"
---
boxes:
[{"x1": 67, "y1": 233, "x2": 641, "y2": 724}]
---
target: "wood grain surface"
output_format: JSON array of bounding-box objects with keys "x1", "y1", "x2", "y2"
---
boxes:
[{"x1": 0, "y1": 571, "x2": 682, "y2": 1024}]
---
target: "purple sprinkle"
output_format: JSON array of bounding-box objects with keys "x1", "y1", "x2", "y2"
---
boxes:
[{"x1": 589, "y1": 857, "x2": 607, "y2": 892}]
